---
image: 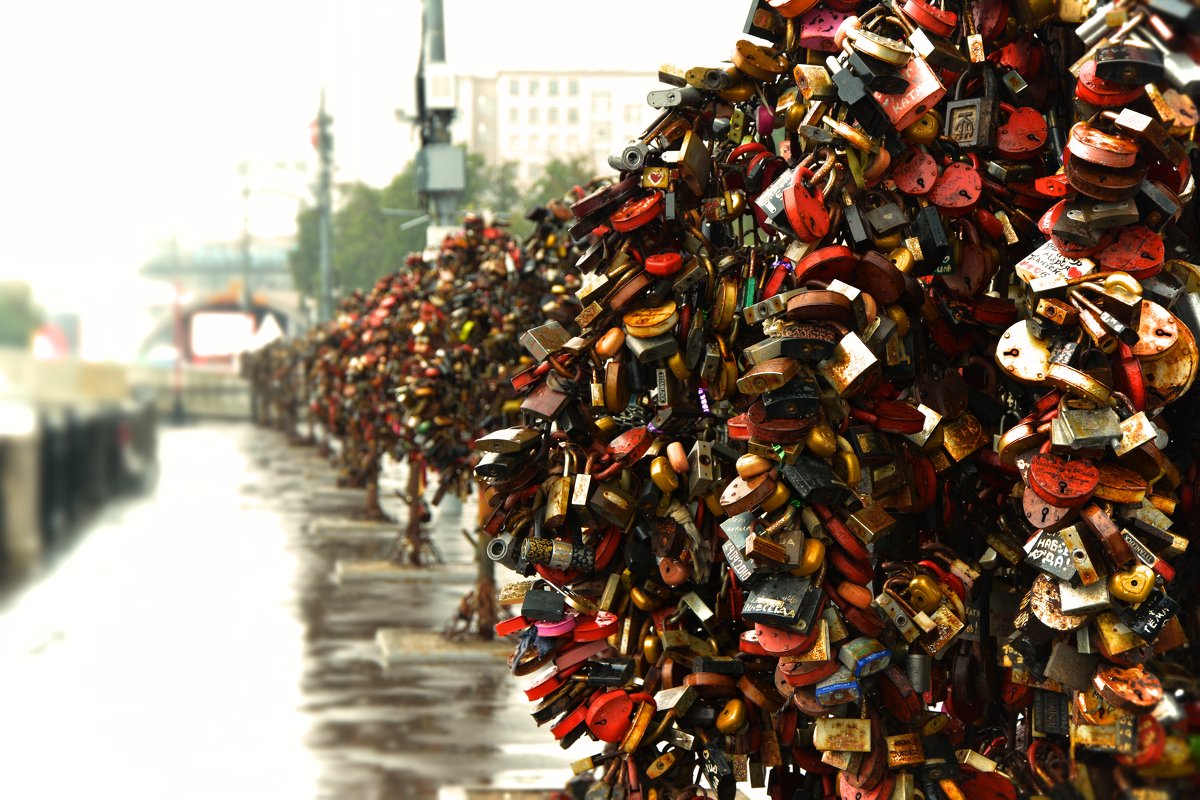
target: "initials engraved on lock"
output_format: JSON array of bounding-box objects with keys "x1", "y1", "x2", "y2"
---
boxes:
[{"x1": 948, "y1": 105, "x2": 978, "y2": 144}]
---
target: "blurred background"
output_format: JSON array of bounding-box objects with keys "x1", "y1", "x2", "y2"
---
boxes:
[
  {"x1": 1, "y1": 0, "x2": 745, "y2": 363},
  {"x1": 0, "y1": 2, "x2": 756, "y2": 798}
]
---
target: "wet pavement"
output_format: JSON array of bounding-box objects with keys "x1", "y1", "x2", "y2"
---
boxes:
[{"x1": 0, "y1": 423, "x2": 591, "y2": 799}]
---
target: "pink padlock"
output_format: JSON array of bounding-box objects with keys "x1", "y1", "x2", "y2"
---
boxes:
[{"x1": 795, "y1": 7, "x2": 851, "y2": 52}]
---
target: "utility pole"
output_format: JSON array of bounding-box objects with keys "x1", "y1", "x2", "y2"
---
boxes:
[
  {"x1": 314, "y1": 91, "x2": 334, "y2": 322},
  {"x1": 414, "y1": 0, "x2": 465, "y2": 244}
]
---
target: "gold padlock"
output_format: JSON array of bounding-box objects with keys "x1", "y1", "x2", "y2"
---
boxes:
[
  {"x1": 792, "y1": 538, "x2": 826, "y2": 577},
  {"x1": 805, "y1": 422, "x2": 838, "y2": 457},
  {"x1": 650, "y1": 456, "x2": 679, "y2": 494},
  {"x1": 901, "y1": 109, "x2": 942, "y2": 145},
  {"x1": 908, "y1": 574, "x2": 943, "y2": 613},
  {"x1": 715, "y1": 698, "x2": 747, "y2": 733},
  {"x1": 1108, "y1": 563, "x2": 1155, "y2": 604}
]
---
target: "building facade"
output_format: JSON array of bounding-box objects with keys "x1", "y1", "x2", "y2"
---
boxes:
[{"x1": 453, "y1": 70, "x2": 660, "y2": 185}]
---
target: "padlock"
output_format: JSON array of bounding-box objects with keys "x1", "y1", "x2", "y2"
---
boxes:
[{"x1": 943, "y1": 64, "x2": 1000, "y2": 150}]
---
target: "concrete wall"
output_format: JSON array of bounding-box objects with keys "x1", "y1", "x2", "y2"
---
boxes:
[{"x1": 0, "y1": 348, "x2": 158, "y2": 585}]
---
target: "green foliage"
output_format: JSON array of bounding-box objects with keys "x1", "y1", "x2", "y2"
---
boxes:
[
  {"x1": 527, "y1": 154, "x2": 595, "y2": 209},
  {"x1": 290, "y1": 148, "x2": 598, "y2": 297},
  {"x1": 0, "y1": 282, "x2": 44, "y2": 348},
  {"x1": 288, "y1": 206, "x2": 320, "y2": 298}
]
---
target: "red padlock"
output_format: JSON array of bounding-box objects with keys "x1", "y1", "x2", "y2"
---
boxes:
[
  {"x1": 929, "y1": 154, "x2": 983, "y2": 214},
  {"x1": 1097, "y1": 224, "x2": 1165, "y2": 279},
  {"x1": 995, "y1": 103, "x2": 1049, "y2": 160},
  {"x1": 892, "y1": 146, "x2": 939, "y2": 195},
  {"x1": 901, "y1": 0, "x2": 958, "y2": 37},
  {"x1": 586, "y1": 689, "x2": 634, "y2": 743}
]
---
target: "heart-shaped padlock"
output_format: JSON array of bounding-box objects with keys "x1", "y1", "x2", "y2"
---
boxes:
[
  {"x1": 929, "y1": 158, "x2": 982, "y2": 214},
  {"x1": 995, "y1": 103, "x2": 1049, "y2": 160},
  {"x1": 892, "y1": 147, "x2": 938, "y2": 195}
]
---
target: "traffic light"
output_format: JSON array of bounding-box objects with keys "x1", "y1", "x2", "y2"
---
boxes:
[{"x1": 311, "y1": 110, "x2": 333, "y2": 157}]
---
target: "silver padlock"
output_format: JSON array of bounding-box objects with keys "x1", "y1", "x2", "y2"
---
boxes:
[{"x1": 606, "y1": 139, "x2": 650, "y2": 172}]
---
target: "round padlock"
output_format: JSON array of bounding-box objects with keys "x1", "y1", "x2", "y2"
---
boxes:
[
  {"x1": 1022, "y1": 487, "x2": 1075, "y2": 531},
  {"x1": 1093, "y1": 665, "x2": 1164, "y2": 713},
  {"x1": 644, "y1": 251, "x2": 683, "y2": 277},
  {"x1": 608, "y1": 191, "x2": 663, "y2": 232},
  {"x1": 1027, "y1": 453, "x2": 1099, "y2": 508}
]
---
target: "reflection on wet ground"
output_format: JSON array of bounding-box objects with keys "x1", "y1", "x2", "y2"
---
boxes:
[{"x1": 0, "y1": 423, "x2": 588, "y2": 799}]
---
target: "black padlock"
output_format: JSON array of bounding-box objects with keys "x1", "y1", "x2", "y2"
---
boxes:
[
  {"x1": 741, "y1": 572, "x2": 809, "y2": 628},
  {"x1": 636, "y1": 479, "x2": 663, "y2": 516},
  {"x1": 585, "y1": 657, "x2": 636, "y2": 687},
  {"x1": 864, "y1": 197, "x2": 910, "y2": 236},
  {"x1": 914, "y1": 205, "x2": 949, "y2": 265},
  {"x1": 828, "y1": 58, "x2": 892, "y2": 137},
  {"x1": 842, "y1": 197, "x2": 873, "y2": 250},
  {"x1": 1050, "y1": 201, "x2": 1101, "y2": 246},
  {"x1": 558, "y1": 402, "x2": 595, "y2": 444},
  {"x1": 521, "y1": 588, "x2": 567, "y2": 622},
  {"x1": 1123, "y1": 590, "x2": 1180, "y2": 641},
  {"x1": 761, "y1": 376, "x2": 820, "y2": 418},
  {"x1": 624, "y1": 526, "x2": 656, "y2": 581},
  {"x1": 1033, "y1": 688, "x2": 1072, "y2": 736},
  {"x1": 700, "y1": 743, "x2": 736, "y2": 800},
  {"x1": 692, "y1": 656, "x2": 745, "y2": 676},
  {"x1": 917, "y1": 734, "x2": 961, "y2": 782},
  {"x1": 1134, "y1": 179, "x2": 1183, "y2": 232},
  {"x1": 780, "y1": 457, "x2": 851, "y2": 505},
  {"x1": 845, "y1": 49, "x2": 910, "y2": 95},
  {"x1": 1094, "y1": 43, "x2": 1165, "y2": 85},
  {"x1": 1141, "y1": 271, "x2": 1186, "y2": 309}
]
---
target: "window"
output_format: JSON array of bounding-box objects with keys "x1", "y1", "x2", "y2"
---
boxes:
[
  {"x1": 508, "y1": 107, "x2": 518, "y2": 123},
  {"x1": 509, "y1": 79, "x2": 519, "y2": 95},
  {"x1": 528, "y1": 107, "x2": 540, "y2": 124},
  {"x1": 529, "y1": 135, "x2": 541, "y2": 152},
  {"x1": 624, "y1": 105, "x2": 640, "y2": 124},
  {"x1": 547, "y1": 107, "x2": 559, "y2": 124},
  {"x1": 508, "y1": 136, "x2": 520, "y2": 153},
  {"x1": 529, "y1": 78, "x2": 540, "y2": 95},
  {"x1": 568, "y1": 79, "x2": 579, "y2": 96},
  {"x1": 549, "y1": 79, "x2": 559, "y2": 96},
  {"x1": 592, "y1": 91, "x2": 611, "y2": 115},
  {"x1": 567, "y1": 135, "x2": 580, "y2": 151},
  {"x1": 592, "y1": 122, "x2": 611, "y2": 142},
  {"x1": 548, "y1": 135, "x2": 560, "y2": 152},
  {"x1": 567, "y1": 108, "x2": 579, "y2": 124}
]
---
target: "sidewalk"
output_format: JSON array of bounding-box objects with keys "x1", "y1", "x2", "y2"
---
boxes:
[{"x1": 0, "y1": 423, "x2": 588, "y2": 799}]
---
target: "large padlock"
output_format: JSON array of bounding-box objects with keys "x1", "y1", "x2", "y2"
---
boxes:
[{"x1": 943, "y1": 64, "x2": 1000, "y2": 150}]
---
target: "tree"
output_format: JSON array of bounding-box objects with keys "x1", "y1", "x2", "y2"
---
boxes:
[
  {"x1": 526, "y1": 154, "x2": 595, "y2": 209},
  {"x1": 289, "y1": 162, "x2": 427, "y2": 301},
  {"x1": 288, "y1": 206, "x2": 321, "y2": 299},
  {"x1": 288, "y1": 148, "x2": 597, "y2": 297},
  {"x1": 0, "y1": 282, "x2": 43, "y2": 348},
  {"x1": 463, "y1": 153, "x2": 524, "y2": 222}
]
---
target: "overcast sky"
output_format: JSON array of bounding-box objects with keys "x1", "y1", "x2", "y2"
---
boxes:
[{"x1": 0, "y1": 1, "x2": 747, "y2": 357}]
